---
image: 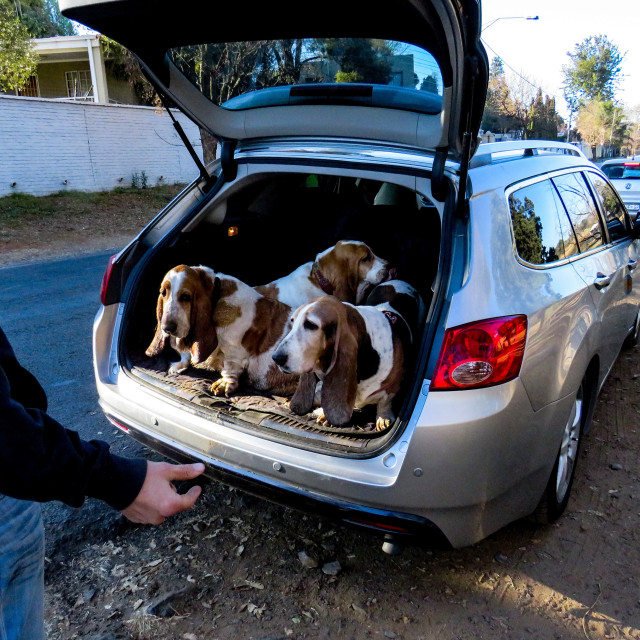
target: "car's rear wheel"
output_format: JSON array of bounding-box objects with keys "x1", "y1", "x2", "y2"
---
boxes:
[{"x1": 530, "y1": 378, "x2": 586, "y2": 524}]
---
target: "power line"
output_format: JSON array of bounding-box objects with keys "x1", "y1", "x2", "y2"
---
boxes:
[{"x1": 481, "y1": 39, "x2": 563, "y2": 104}]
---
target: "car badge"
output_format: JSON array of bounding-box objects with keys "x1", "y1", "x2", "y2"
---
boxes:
[{"x1": 626, "y1": 183, "x2": 632, "y2": 189}]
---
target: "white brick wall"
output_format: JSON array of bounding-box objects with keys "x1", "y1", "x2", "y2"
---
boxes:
[{"x1": 0, "y1": 95, "x2": 204, "y2": 197}]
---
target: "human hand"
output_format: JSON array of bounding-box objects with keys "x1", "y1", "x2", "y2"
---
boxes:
[{"x1": 121, "y1": 461, "x2": 205, "y2": 525}]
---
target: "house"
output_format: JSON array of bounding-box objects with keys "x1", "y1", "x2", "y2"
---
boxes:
[
  {"x1": 0, "y1": 34, "x2": 204, "y2": 197},
  {"x1": 4, "y1": 34, "x2": 141, "y2": 105}
]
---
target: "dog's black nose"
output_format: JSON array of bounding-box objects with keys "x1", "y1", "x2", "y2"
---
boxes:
[
  {"x1": 272, "y1": 352, "x2": 287, "y2": 367},
  {"x1": 163, "y1": 321, "x2": 178, "y2": 335}
]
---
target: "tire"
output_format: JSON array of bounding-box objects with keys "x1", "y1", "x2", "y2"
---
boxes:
[
  {"x1": 623, "y1": 307, "x2": 640, "y2": 350},
  {"x1": 530, "y1": 378, "x2": 586, "y2": 525}
]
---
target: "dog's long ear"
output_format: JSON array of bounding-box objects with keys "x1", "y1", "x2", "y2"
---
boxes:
[
  {"x1": 189, "y1": 272, "x2": 219, "y2": 364},
  {"x1": 320, "y1": 313, "x2": 358, "y2": 427},
  {"x1": 146, "y1": 294, "x2": 167, "y2": 357},
  {"x1": 327, "y1": 242, "x2": 371, "y2": 303},
  {"x1": 289, "y1": 372, "x2": 318, "y2": 415}
]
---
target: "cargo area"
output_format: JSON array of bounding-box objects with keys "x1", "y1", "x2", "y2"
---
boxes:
[{"x1": 121, "y1": 170, "x2": 442, "y2": 453}]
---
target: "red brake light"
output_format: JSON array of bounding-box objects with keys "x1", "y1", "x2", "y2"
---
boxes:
[
  {"x1": 430, "y1": 315, "x2": 527, "y2": 391},
  {"x1": 100, "y1": 254, "x2": 118, "y2": 306},
  {"x1": 623, "y1": 162, "x2": 640, "y2": 167}
]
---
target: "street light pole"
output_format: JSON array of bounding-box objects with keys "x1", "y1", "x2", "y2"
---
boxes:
[{"x1": 482, "y1": 15, "x2": 539, "y2": 33}]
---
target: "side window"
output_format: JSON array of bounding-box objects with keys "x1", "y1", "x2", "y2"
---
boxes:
[
  {"x1": 587, "y1": 172, "x2": 630, "y2": 242},
  {"x1": 509, "y1": 179, "x2": 578, "y2": 265},
  {"x1": 552, "y1": 172, "x2": 604, "y2": 253}
]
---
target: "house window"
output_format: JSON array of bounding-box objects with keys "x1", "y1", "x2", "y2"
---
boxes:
[
  {"x1": 65, "y1": 70, "x2": 94, "y2": 101},
  {"x1": 17, "y1": 76, "x2": 39, "y2": 97}
]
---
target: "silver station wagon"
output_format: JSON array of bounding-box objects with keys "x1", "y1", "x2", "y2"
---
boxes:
[{"x1": 61, "y1": 0, "x2": 640, "y2": 551}]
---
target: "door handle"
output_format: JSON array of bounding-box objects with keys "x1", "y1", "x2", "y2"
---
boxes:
[
  {"x1": 594, "y1": 272, "x2": 611, "y2": 289},
  {"x1": 628, "y1": 259, "x2": 638, "y2": 272}
]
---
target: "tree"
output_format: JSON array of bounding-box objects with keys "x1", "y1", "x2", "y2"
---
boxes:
[
  {"x1": 0, "y1": 5, "x2": 38, "y2": 93},
  {"x1": 481, "y1": 57, "x2": 514, "y2": 132},
  {"x1": 525, "y1": 89, "x2": 561, "y2": 140},
  {"x1": 622, "y1": 105, "x2": 640, "y2": 156},
  {"x1": 576, "y1": 100, "x2": 610, "y2": 157},
  {"x1": 313, "y1": 38, "x2": 393, "y2": 84},
  {"x1": 420, "y1": 73, "x2": 439, "y2": 94},
  {"x1": 562, "y1": 35, "x2": 624, "y2": 108},
  {"x1": 101, "y1": 37, "x2": 158, "y2": 106},
  {"x1": 1, "y1": 0, "x2": 75, "y2": 37},
  {"x1": 481, "y1": 56, "x2": 541, "y2": 136}
]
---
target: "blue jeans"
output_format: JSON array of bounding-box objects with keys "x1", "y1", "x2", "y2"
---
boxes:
[{"x1": 0, "y1": 496, "x2": 44, "y2": 640}]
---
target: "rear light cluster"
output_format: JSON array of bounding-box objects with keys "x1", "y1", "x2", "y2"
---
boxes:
[
  {"x1": 100, "y1": 253, "x2": 119, "y2": 306},
  {"x1": 430, "y1": 315, "x2": 527, "y2": 390}
]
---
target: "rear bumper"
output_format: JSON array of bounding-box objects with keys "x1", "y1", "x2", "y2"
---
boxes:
[{"x1": 104, "y1": 407, "x2": 451, "y2": 549}]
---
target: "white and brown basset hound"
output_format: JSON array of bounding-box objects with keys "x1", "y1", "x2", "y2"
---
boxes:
[
  {"x1": 272, "y1": 280, "x2": 425, "y2": 430},
  {"x1": 146, "y1": 264, "x2": 298, "y2": 397},
  {"x1": 255, "y1": 240, "x2": 394, "y2": 310},
  {"x1": 146, "y1": 264, "x2": 219, "y2": 374}
]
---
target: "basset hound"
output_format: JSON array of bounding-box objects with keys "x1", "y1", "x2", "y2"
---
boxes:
[
  {"x1": 146, "y1": 264, "x2": 298, "y2": 397},
  {"x1": 272, "y1": 279, "x2": 425, "y2": 430},
  {"x1": 146, "y1": 264, "x2": 219, "y2": 374},
  {"x1": 255, "y1": 240, "x2": 394, "y2": 310}
]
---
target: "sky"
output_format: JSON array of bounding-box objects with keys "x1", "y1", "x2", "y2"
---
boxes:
[
  {"x1": 72, "y1": 0, "x2": 638, "y2": 120},
  {"x1": 480, "y1": 0, "x2": 640, "y2": 119}
]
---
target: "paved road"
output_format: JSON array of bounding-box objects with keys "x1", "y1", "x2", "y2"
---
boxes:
[
  {"x1": 0, "y1": 251, "x2": 115, "y2": 432},
  {"x1": 0, "y1": 251, "x2": 150, "y2": 526}
]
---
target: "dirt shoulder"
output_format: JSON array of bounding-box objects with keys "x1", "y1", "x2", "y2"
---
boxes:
[
  {"x1": 3, "y1": 188, "x2": 640, "y2": 640},
  {"x1": 0, "y1": 185, "x2": 183, "y2": 266}
]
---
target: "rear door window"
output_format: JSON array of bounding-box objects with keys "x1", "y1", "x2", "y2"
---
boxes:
[
  {"x1": 509, "y1": 179, "x2": 578, "y2": 265},
  {"x1": 552, "y1": 172, "x2": 604, "y2": 253},
  {"x1": 587, "y1": 172, "x2": 630, "y2": 242}
]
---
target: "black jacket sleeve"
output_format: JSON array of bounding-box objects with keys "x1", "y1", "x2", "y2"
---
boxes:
[{"x1": 0, "y1": 327, "x2": 147, "y2": 510}]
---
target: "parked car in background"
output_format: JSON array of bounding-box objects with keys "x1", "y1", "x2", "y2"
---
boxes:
[
  {"x1": 61, "y1": 0, "x2": 640, "y2": 553},
  {"x1": 601, "y1": 156, "x2": 640, "y2": 222}
]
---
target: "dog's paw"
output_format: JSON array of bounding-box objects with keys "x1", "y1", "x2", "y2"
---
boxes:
[
  {"x1": 313, "y1": 409, "x2": 330, "y2": 427},
  {"x1": 375, "y1": 416, "x2": 392, "y2": 432},
  {"x1": 169, "y1": 363, "x2": 189, "y2": 374},
  {"x1": 210, "y1": 378, "x2": 237, "y2": 397}
]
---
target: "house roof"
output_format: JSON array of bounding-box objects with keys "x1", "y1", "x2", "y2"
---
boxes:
[{"x1": 31, "y1": 34, "x2": 102, "y2": 63}]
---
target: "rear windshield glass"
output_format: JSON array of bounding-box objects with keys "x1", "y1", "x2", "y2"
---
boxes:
[
  {"x1": 601, "y1": 164, "x2": 625, "y2": 180},
  {"x1": 622, "y1": 166, "x2": 640, "y2": 178},
  {"x1": 168, "y1": 38, "x2": 443, "y2": 114}
]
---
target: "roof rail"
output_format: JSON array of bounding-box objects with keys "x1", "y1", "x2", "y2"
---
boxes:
[{"x1": 470, "y1": 140, "x2": 587, "y2": 168}]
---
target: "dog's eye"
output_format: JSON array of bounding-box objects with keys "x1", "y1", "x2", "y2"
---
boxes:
[
  {"x1": 161, "y1": 288, "x2": 168, "y2": 298},
  {"x1": 179, "y1": 292, "x2": 192, "y2": 303},
  {"x1": 303, "y1": 320, "x2": 318, "y2": 331}
]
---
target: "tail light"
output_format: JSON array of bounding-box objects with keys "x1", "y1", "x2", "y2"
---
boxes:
[
  {"x1": 430, "y1": 315, "x2": 527, "y2": 390},
  {"x1": 100, "y1": 254, "x2": 118, "y2": 306}
]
